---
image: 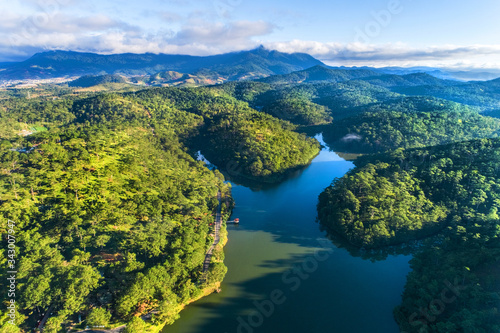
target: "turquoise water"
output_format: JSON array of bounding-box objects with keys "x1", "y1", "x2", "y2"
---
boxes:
[{"x1": 164, "y1": 136, "x2": 411, "y2": 333}]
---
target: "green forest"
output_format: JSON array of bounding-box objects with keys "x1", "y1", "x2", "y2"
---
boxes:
[
  {"x1": 322, "y1": 109, "x2": 500, "y2": 153},
  {"x1": 2, "y1": 64, "x2": 500, "y2": 332},
  {"x1": 0, "y1": 120, "x2": 235, "y2": 332},
  {"x1": 318, "y1": 139, "x2": 500, "y2": 331},
  {"x1": 0, "y1": 84, "x2": 320, "y2": 332}
]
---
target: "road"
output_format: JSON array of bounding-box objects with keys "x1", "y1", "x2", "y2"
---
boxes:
[{"x1": 202, "y1": 190, "x2": 222, "y2": 273}]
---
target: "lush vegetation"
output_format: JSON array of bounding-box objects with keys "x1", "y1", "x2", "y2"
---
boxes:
[
  {"x1": 0, "y1": 81, "x2": 323, "y2": 332},
  {"x1": 395, "y1": 80, "x2": 500, "y2": 111},
  {"x1": 214, "y1": 80, "x2": 397, "y2": 121},
  {"x1": 395, "y1": 232, "x2": 500, "y2": 332},
  {"x1": 318, "y1": 139, "x2": 500, "y2": 331},
  {"x1": 0, "y1": 86, "x2": 321, "y2": 182},
  {"x1": 319, "y1": 139, "x2": 500, "y2": 247},
  {"x1": 206, "y1": 80, "x2": 500, "y2": 156},
  {"x1": 68, "y1": 75, "x2": 127, "y2": 88},
  {"x1": 3, "y1": 62, "x2": 500, "y2": 332},
  {"x1": 0, "y1": 124, "x2": 230, "y2": 332},
  {"x1": 318, "y1": 160, "x2": 447, "y2": 247},
  {"x1": 128, "y1": 87, "x2": 321, "y2": 181},
  {"x1": 205, "y1": 72, "x2": 500, "y2": 331},
  {"x1": 323, "y1": 110, "x2": 500, "y2": 153}
]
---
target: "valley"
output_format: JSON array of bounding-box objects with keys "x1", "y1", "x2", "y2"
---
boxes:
[{"x1": 1, "y1": 49, "x2": 500, "y2": 333}]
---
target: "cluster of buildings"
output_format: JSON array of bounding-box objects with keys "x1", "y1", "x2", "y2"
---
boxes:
[{"x1": 0, "y1": 77, "x2": 76, "y2": 89}]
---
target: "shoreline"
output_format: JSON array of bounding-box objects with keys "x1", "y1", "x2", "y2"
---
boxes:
[{"x1": 73, "y1": 190, "x2": 232, "y2": 333}]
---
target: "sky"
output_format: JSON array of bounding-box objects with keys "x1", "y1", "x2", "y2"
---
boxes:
[{"x1": 2, "y1": 0, "x2": 500, "y2": 68}]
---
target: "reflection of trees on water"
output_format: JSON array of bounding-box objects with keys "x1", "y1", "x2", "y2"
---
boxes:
[{"x1": 319, "y1": 223, "x2": 440, "y2": 262}]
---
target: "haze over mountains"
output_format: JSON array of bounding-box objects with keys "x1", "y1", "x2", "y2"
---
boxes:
[
  {"x1": 2, "y1": 46, "x2": 500, "y2": 114},
  {"x1": 258, "y1": 65, "x2": 500, "y2": 112},
  {"x1": 1, "y1": 46, "x2": 499, "y2": 84},
  {"x1": 0, "y1": 46, "x2": 322, "y2": 81},
  {"x1": 3, "y1": 43, "x2": 500, "y2": 333}
]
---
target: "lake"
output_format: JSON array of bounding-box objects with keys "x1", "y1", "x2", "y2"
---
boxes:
[{"x1": 164, "y1": 135, "x2": 411, "y2": 333}]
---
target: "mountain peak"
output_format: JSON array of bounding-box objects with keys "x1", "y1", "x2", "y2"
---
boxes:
[
  {"x1": 0, "y1": 48, "x2": 325, "y2": 80},
  {"x1": 248, "y1": 45, "x2": 270, "y2": 56}
]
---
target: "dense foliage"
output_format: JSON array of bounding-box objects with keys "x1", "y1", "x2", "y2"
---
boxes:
[
  {"x1": 1, "y1": 86, "x2": 321, "y2": 182},
  {"x1": 395, "y1": 80, "x2": 500, "y2": 111},
  {"x1": 318, "y1": 161, "x2": 447, "y2": 247},
  {"x1": 0, "y1": 98, "x2": 75, "y2": 139},
  {"x1": 0, "y1": 82, "x2": 322, "y2": 332},
  {"x1": 319, "y1": 139, "x2": 500, "y2": 247},
  {"x1": 129, "y1": 87, "x2": 321, "y2": 181},
  {"x1": 3, "y1": 63, "x2": 500, "y2": 332},
  {"x1": 68, "y1": 75, "x2": 127, "y2": 88},
  {"x1": 395, "y1": 234, "x2": 500, "y2": 332},
  {"x1": 323, "y1": 110, "x2": 500, "y2": 153},
  {"x1": 319, "y1": 139, "x2": 500, "y2": 331},
  {"x1": 0, "y1": 124, "x2": 229, "y2": 332}
]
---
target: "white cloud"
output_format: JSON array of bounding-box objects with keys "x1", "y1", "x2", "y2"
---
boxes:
[
  {"x1": 174, "y1": 20, "x2": 274, "y2": 46},
  {"x1": 264, "y1": 40, "x2": 500, "y2": 68},
  {"x1": 0, "y1": 11, "x2": 24, "y2": 30},
  {"x1": 0, "y1": 16, "x2": 273, "y2": 61},
  {"x1": 1, "y1": 6, "x2": 499, "y2": 70}
]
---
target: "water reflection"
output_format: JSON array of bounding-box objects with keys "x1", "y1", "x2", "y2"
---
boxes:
[
  {"x1": 164, "y1": 134, "x2": 411, "y2": 333},
  {"x1": 322, "y1": 226, "x2": 421, "y2": 262}
]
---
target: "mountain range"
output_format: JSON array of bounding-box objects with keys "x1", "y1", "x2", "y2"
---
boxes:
[
  {"x1": 254, "y1": 65, "x2": 500, "y2": 112},
  {"x1": 0, "y1": 46, "x2": 322, "y2": 81},
  {"x1": 2, "y1": 46, "x2": 500, "y2": 83}
]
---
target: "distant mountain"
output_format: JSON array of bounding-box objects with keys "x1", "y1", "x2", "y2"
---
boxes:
[
  {"x1": 479, "y1": 77, "x2": 500, "y2": 90},
  {"x1": 258, "y1": 65, "x2": 380, "y2": 84},
  {"x1": 441, "y1": 70, "x2": 500, "y2": 82},
  {"x1": 0, "y1": 46, "x2": 324, "y2": 81},
  {"x1": 0, "y1": 62, "x2": 15, "y2": 69},
  {"x1": 256, "y1": 65, "x2": 460, "y2": 87},
  {"x1": 393, "y1": 77, "x2": 500, "y2": 111},
  {"x1": 374, "y1": 66, "x2": 500, "y2": 82},
  {"x1": 68, "y1": 74, "x2": 127, "y2": 87},
  {"x1": 360, "y1": 73, "x2": 461, "y2": 88},
  {"x1": 254, "y1": 65, "x2": 500, "y2": 112},
  {"x1": 125, "y1": 71, "x2": 223, "y2": 87}
]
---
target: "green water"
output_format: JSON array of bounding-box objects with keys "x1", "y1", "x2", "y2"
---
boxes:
[{"x1": 164, "y1": 136, "x2": 411, "y2": 333}]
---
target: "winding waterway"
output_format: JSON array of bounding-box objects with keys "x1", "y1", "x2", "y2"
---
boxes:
[{"x1": 164, "y1": 135, "x2": 411, "y2": 333}]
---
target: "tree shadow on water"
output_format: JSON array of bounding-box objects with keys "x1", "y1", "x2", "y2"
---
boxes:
[
  {"x1": 164, "y1": 250, "x2": 406, "y2": 333},
  {"x1": 319, "y1": 224, "x2": 421, "y2": 262},
  {"x1": 163, "y1": 256, "x2": 337, "y2": 333}
]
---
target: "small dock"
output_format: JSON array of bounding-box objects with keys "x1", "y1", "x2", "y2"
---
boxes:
[{"x1": 226, "y1": 218, "x2": 240, "y2": 224}]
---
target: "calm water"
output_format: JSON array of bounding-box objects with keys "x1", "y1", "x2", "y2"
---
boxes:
[{"x1": 164, "y1": 136, "x2": 411, "y2": 333}]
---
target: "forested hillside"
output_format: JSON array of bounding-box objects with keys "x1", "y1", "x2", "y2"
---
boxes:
[
  {"x1": 68, "y1": 75, "x2": 127, "y2": 88},
  {"x1": 318, "y1": 139, "x2": 500, "y2": 331},
  {"x1": 0, "y1": 124, "x2": 230, "y2": 332},
  {"x1": 251, "y1": 65, "x2": 500, "y2": 113},
  {"x1": 0, "y1": 86, "x2": 321, "y2": 182},
  {"x1": 322, "y1": 110, "x2": 500, "y2": 153},
  {"x1": 207, "y1": 80, "x2": 500, "y2": 154},
  {"x1": 128, "y1": 88, "x2": 321, "y2": 181},
  {"x1": 319, "y1": 138, "x2": 500, "y2": 245},
  {"x1": 0, "y1": 83, "x2": 321, "y2": 332},
  {"x1": 3, "y1": 65, "x2": 500, "y2": 332},
  {"x1": 395, "y1": 79, "x2": 500, "y2": 111}
]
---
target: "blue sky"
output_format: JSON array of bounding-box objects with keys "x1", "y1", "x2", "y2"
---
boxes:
[{"x1": 2, "y1": 0, "x2": 499, "y2": 67}]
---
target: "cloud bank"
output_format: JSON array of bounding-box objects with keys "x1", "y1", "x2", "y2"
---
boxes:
[
  {"x1": 265, "y1": 40, "x2": 500, "y2": 68},
  {"x1": 0, "y1": 3, "x2": 498, "y2": 69},
  {"x1": 0, "y1": 7, "x2": 274, "y2": 61}
]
